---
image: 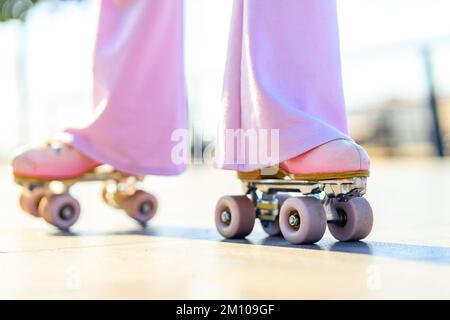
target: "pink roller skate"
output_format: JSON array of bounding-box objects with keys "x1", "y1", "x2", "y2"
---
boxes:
[
  {"x1": 12, "y1": 140, "x2": 157, "y2": 230},
  {"x1": 215, "y1": 139, "x2": 373, "y2": 244}
]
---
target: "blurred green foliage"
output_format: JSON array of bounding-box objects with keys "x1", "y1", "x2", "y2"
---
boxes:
[
  {"x1": 0, "y1": 0, "x2": 82, "y2": 22},
  {"x1": 0, "y1": 0, "x2": 40, "y2": 21}
]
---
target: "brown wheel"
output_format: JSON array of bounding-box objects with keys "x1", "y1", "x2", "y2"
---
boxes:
[
  {"x1": 328, "y1": 197, "x2": 373, "y2": 242},
  {"x1": 19, "y1": 187, "x2": 46, "y2": 217},
  {"x1": 279, "y1": 197, "x2": 326, "y2": 244},
  {"x1": 101, "y1": 185, "x2": 109, "y2": 203},
  {"x1": 120, "y1": 190, "x2": 158, "y2": 226},
  {"x1": 260, "y1": 194, "x2": 289, "y2": 236},
  {"x1": 215, "y1": 195, "x2": 256, "y2": 239},
  {"x1": 39, "y1": 193, "x2": 80, "y2": 230}
]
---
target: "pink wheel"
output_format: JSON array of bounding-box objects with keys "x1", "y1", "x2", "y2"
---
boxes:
[
  {"x1": 328, "y1": 197, "x2": 373, "y2": 242},
  {"x1": 279, "y1": 197, "x2": 326, "y2": 244},
  {"x1": 260, "y1": 194, "x2": 289, "y2": 236},
  {"x1": 39, "y1": 193, "x2": 80, "y2": 230},
  {"x1": 19, "y1": 187, "x2": 46, "y2": 217},
  {"x1": 215, "y1": 195, "x2": 255, "y2": 239},
  {"x1": 120, "y1": 190, "x2": 158, "y2": 225}
]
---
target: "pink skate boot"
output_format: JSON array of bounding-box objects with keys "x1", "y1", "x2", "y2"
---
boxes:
[
  {"x1": 279, "y1": 139, "x2": 370, "y2": 180},
  {"x1": 12, "y1": 140, "x2": 100, "y2": 180},
  {"x1": 12, "y1": 140, "x2": 158, "y2": 230},
  {"x1": 215, "y1": 139, "x2": 373, "y2": 245}
]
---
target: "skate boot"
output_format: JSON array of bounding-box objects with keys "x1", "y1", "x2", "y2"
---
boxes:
[
  {"x1": 215, "y1": 139, "x2": 373, "y2": 244},
  {"x1": 12, "y1": 140, "x2": 158, "y2": 230}
]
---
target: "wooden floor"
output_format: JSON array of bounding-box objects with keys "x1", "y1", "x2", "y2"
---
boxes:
[{"x1": 1, "y1": 158, "x2": 450, "y2": 299}]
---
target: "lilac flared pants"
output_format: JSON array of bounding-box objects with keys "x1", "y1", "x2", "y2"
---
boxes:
[{"x1": 66, "y1": 0, "x2": 349, "y2": 175}]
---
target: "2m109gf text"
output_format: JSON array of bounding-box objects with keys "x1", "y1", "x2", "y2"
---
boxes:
[{"x1": 176, "y1": 304, "x2": 275, "y2": 317}]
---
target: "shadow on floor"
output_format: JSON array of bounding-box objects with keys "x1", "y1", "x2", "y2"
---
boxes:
[{"x1": 53, "y1": 225, "x2": 450, "y2": 266}]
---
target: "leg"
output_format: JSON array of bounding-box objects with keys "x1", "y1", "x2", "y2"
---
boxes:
[
  {"x1": 13, "y1": 0, "x2": 187, "y2": 178},
  {"x1": 217, "y1": 0, "x2": 369, "y2": 176},
  {"x1": 67, "y1": 0, "x2": 187, "y2": 175}
]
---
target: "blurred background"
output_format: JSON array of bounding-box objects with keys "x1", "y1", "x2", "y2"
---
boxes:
[{"x1": 0, "y1": 0, "x2": 449, "y2": 160}]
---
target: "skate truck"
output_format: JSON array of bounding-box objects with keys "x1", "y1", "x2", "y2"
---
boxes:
[
  {"x1": 15, "y1": 166, "x2": 158, "y2": 231},
  {"x1": 215, "y1": 171, "x2": 373, "y2": 244}
]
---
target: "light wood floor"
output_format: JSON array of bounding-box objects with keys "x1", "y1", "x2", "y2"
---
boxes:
[{"x1": 1, "y1": 159, "x2": 450, "y2": 299}]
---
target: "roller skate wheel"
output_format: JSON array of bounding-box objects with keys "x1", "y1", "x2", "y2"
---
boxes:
[
  {"x1": 260, "y1": 218, "x2": 281, "y2": 236},
  {"x1": 120, "y1": 190, "x2": 158, "y2": 226},
  {"x1": 101, "y1": 185, "x2": 109, "y2": 203},
  {"x1": 328, "y1": 197, "x2": 373, "y2": 242},
  {"x1": 214, "y1": 195, "x2": 256, "y2": 239},
  {"x1": 279, "y1": 197, "x2": 326, "y2": 244},
  {"x1": 260, "y1": 194, "x2": 289, "y2": 236},
  {"x1": 19, "y1": 187, "x2": 46, "y2": 217},
  {"x1": 39, "y1": 193, "x2": 81, "y2": 231}
]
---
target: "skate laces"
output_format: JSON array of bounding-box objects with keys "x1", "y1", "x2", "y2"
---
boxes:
[{"x1": 44, "y1": 139, "x2": 73, "y2": 154}]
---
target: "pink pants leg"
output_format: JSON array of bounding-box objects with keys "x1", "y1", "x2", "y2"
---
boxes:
[
  {"x1": 67, "y1": 0, "x2": 349, "y2": 175},
  {"x1": 216, "y1": 0, "x2": 350, "y2": 172},
  {"x1": 66, "y1": 0, "x2": 187, "y2": 176}
]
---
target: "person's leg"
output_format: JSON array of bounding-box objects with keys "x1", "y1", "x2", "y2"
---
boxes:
[
  {"x1": 216, "y1": 0, "x2": 369, "y2": 177},
  {"x1": 13, "y1": 0, "x2": 187, "y2": 178}
]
